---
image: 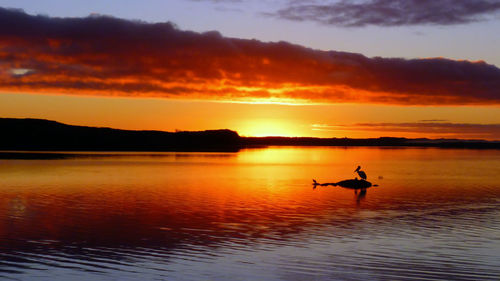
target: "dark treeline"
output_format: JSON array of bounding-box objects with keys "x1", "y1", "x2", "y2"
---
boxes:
[
  {"x1": 0, "y1": 118, "x2": 240, "y2": 151},
  {"x1": 1, "y1": 118, "x2": 499, "y2": 152}
]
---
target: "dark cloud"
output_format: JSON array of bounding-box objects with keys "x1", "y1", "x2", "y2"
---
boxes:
[
  {"x1": 313, "y1": 122, "x2": 500, "y2": 139},
  {"x1": 420, "y1": 119, "x2": 449, "y2": 122},
  {"x1": 273, "y1": 0, "x2": 500, "y2": 27},
  {"x1": 0, "y1": 7, "x2": 499, "y2": 105}
]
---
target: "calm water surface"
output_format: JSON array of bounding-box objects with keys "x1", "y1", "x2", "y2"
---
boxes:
[{"x1": 1, "y1": 147, "x2": 499, "y2": 280}]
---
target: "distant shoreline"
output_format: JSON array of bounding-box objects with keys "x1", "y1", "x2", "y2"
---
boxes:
[{"x1": 1, "y1": 118, "x2": 499, "y2": 153}]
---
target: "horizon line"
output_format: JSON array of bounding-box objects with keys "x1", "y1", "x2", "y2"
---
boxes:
[{"x1": 2, "y1": 117, "x2": 499, "y2": 143}]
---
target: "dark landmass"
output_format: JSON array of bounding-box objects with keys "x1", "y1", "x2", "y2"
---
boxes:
[
  {"x1": 0, "y1": 118, "x2": 240, "y2": 152},
  {"x1": 1, "y1": 118, "x2": 499, "y2": 154},
  {"x1": 241, "y1": 136, "x2": 500, "y2": 149}
]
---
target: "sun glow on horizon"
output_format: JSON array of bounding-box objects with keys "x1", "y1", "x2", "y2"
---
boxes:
[{"x1": 238, "y1": 119, "x2": 301, "y2": 137}]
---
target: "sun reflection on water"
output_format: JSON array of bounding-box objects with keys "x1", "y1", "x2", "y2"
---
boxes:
[{"x1": 0, "y1": 147, "x2": 499, "y2": 280}]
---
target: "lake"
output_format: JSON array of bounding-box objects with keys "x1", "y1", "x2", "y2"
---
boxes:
[{"x1": 1, "y1": 147, "x2": 499, "y2": 280}]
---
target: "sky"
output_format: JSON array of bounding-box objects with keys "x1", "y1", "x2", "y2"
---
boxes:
[{"x1": 0, "y1": 0, "x2": 499, "y2": 139}]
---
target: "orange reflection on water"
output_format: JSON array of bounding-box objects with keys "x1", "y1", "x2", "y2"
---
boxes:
[{"x1": 0, "y1": 148, "x2": 499, "y2": 253}]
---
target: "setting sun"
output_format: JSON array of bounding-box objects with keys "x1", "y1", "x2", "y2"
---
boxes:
[{"x1": 239, "y1": 119, "x2": 299, "y2": 137}]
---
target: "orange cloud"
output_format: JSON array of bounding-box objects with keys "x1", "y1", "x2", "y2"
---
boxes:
[
  {"x1": 1, "y1": 8, "x2": 499, "y2": 105},
  {"x1": 313, "y1": 122, "x2": 500, "y2": 140}
]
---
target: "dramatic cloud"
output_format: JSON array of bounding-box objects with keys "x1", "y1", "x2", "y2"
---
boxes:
[
  {"x1": 1, "y1": 8, "x2": 499, "y2": 105},
  {"x1": 273, "y1": 0, "x2": 500, "y2": 27},
  {"x1": 313, "y1": 122, "x2": 500, "y2": 139}
]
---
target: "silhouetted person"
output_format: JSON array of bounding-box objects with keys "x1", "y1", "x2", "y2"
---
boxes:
[{"x1": 354, "y1": 166, "x2": 367, "y2": 180}]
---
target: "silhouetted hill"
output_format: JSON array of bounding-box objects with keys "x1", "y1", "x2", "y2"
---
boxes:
[
  {"x1": 1, "y1": 118, "x2": 499, "y2": 152},
  {"x1": 0, "y1": 118, "x2": 240, "y2": 151}
]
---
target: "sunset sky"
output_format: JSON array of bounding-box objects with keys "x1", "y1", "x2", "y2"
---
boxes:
[{"x1": 1, "y1": 1, "x2": 499, "y2": 139}]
